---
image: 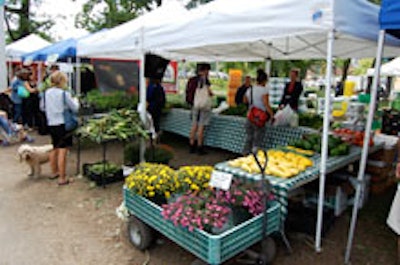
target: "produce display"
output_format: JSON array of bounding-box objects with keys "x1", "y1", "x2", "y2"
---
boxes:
[
  {"x1": 289, "y1": 133, "x2": 350, "y2": 156},
  {"x1": 227, "y1": 150, "x2": 313, "y2": 178},
  {"x1": 221, "y1": 104, "x2": 248, "y2": 117},
  {"x1": 298, "y1": 113, "x2": 323, "y2": 129},
  {"x1": 86, "y1": 90, "x2": 138, "y2": 112},
  {"x1": 86, "y1": 162, "x2": 120, "y2": 176},
  {"x1": 77, "y1": 109, "x2": 148, "y2": 143},
  {"x1": 333, "y1": 128, "x2": 374, "y2": 147}
]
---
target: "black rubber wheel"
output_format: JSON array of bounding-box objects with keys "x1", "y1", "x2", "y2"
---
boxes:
[
  {"x1": 190, "y1": 259, "x2": 208, "y2": 265},
  {"x1": 258, "y1": 237, "x2": 277, "y2": 264},
  {"x1": 127, "y1": 216, "x2": 154, "y2": 250}
]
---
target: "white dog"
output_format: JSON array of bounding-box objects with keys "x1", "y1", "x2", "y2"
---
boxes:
[{"x1": 17, "y1": 144, "x2": 53, "y2": 178}]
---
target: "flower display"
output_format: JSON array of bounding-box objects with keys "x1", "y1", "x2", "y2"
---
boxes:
[
  {"x1": 176, "y1": 165, "x2": 213, "y2": 193},
  {"x1": 217, "y1": 180, "x2": 274, "y2": 216},
  {"x1": 125, "y1": 163, "x2": 177, "y2": 199},
  {"x1": 161, "y1": 189, "x2": 231, "y2": 232}
]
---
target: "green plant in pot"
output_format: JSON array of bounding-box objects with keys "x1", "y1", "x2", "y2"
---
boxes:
[{"x1": 124, "y1": 143, "x2": 174, "y2": 165}]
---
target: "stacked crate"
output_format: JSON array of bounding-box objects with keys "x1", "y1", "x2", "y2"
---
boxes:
[
  {"x1": 368, "y1": 145, "x2": 397, "y2": 194},
  {"x1": 268, "y1": 78, "x2": 289, "y2": 107}
]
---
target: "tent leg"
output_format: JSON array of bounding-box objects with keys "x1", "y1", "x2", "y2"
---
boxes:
[
  {"x1": 138, "y1": 28, "x2": 147, "y2": 163},
  {"x1": 0, "y1": 4, "x2": 7, "y2": 92},
  {"x1": 76, "y1": 57, "x2": 81, "y2": 96},
  {"x1": 315, "y1": 30, "x2": 335, "y2": 253},
  {"x1": 344, "y1": 29, "x2": 386, "y2": 264}
]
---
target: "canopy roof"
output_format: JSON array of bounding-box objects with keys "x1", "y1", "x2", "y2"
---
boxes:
[
  {"x1": 5, "y1": 34, "x2": 51, "y2": 59},
  {"x1": 380, "y1": 0, "x2": 400, "y2": 38},
  {"x1": 77, "y1": 0, "x2": 188, "y2": 59},
  {"x1": 22, "y1": 38, "x2": 77, "y2": 62},
  {"x1": 148, "y1": 0, "x2": 400, "y2": 61},
  {"x1": 367, "y1": 57, "x2": 400, "y2": 76}
]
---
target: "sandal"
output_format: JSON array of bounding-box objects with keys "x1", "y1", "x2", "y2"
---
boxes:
[
  {"x1": 48, "y1": 174, "x2": 59, "y2": 180},
  {"x1": 58, "y1": 180, "x2": 70, "y2": 186}
]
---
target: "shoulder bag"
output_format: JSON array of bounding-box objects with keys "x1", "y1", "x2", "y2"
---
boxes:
[
  {"x1": 247, "y1": 87, "x2": 269, "y2": 127},
  {"x1": 17, "y1": 85, "x2": 30, "y2": 99},
  {"x1": 193, "y1": 84, "x2": 212, "y2": 110},
  {"x1": 63, "y1": 92, "x2": 78, "y2": 131}
]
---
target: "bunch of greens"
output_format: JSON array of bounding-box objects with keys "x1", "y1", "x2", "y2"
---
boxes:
[
  {"x1": 87, "y1": 162, "x2": 120, "y2": 176},
  {"x1": 298, "y1": 113, "x2": 323, "y2": 129},
  {"x1": 86, "y1": 90, "x2": 138, "y2": 112},
  {"x1": 77, "y1": 109, "x2": 148, "y2": 143},
  {"x1": 221, "y1": 104, "x2": 248, "y2": 116}
]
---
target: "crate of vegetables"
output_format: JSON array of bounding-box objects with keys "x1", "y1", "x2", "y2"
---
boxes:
[{"x1": 83, "y1": 162, "x2": 124, "y2": 186}]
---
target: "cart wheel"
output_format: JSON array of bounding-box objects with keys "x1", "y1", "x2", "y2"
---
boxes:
[
  {"x1": 128, "y1": 216, "x2": 154, "y2": 250},
  {"x1": 190, "y1": 259, "x2": 208, "y2": 265},
  {"x1": 258, "y1": 237, "x2": 276, "y2": 264}
]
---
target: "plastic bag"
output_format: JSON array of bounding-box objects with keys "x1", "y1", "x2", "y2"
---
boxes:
[{"x1": 273, "y1": 105, "x2": 298, "y2": 127}]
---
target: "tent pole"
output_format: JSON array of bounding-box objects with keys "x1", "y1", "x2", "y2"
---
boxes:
[
  {"x1": 67, "y1": 57, "x2": 73, "y2": 91},
  {"x1": 139, "y1": 27, "x2": 146, "y2": 162},
  {"x1": 265, "y1": 58, "x2": 272, "y2": 77},
  {"x1": 76, "y1": 57, "x2": 81, "y2": 96},
  {"x1": 344, "y1": 29, "x2": 385, "y2": 265},
  {"x1": 0, "y1": 3, "x2": 7, "y2": 92},
  {"x1": 315, "y1": 29, "x2": 335, "y2": 252}
]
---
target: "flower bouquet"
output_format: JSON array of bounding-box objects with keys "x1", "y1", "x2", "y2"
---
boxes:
[{"x1": 125, "y1": 163, "x2": 177, "y2": 204}]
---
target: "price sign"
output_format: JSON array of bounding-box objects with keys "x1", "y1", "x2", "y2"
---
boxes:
[{"x1": 209, "y1": 170, "x2": 233, "y2": 191}]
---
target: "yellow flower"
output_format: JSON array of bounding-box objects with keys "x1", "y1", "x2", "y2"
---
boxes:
[
  {"x1": 147, "y1": 185, "x2": 154, "y2": 191},
  {"x1": 148, "y1": 191, "x2": 155, "y2": 197},
  {"x1": 164, "y1": 191, "x2": 171, "y2": 199},
  {"x1": 190, "y1": 183, "x2": 199, "y2": 190}
]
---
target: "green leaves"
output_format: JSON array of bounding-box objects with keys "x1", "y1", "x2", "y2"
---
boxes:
[{"x1": 77, "y1": 108, "x2": 149, "y2": 143}]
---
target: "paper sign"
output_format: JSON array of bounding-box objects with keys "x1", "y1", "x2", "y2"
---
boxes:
[{"x1": 209, "y1": 170, "x2": 233, "y2": 191}]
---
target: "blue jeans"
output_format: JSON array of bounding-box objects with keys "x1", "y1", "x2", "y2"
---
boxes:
[
  {"x1": 13, "y1": 104, "x2": 22, "y2": 123},
  {"x1": 0, "y1": 116, "x2": 12, "y2": 135}
]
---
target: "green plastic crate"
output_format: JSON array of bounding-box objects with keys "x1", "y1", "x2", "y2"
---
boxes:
[{"x1": 124, "y1": 188, "x2": 281, "y2": 265}]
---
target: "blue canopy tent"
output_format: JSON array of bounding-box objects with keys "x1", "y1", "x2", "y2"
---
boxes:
[
  {"x1": 21, "y1": 38, "x2": 78, "y2": 62},
  {"x1": 21, "y1": 36, "x2": 93, "y2": 95},
  {"x1": 345, "y1": 0, "x2": 400, "y2": 263}
]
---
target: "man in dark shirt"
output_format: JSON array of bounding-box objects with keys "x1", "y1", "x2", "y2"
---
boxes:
[
  {"x1": 235, "y1": 76, "x2": 252, "y2": 106},
  {"x1": 279, "y1": 69, "x2": 303, "y2": 111}
]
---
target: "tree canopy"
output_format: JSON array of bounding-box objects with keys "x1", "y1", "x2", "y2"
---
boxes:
[{"x1": 4, "y1": 0, "x2": 54, "y2": 42}]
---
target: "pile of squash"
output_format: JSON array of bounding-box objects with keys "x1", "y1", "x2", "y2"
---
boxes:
[{"x1": 228, "y1": 150, "x2": 313, "y2": 178}]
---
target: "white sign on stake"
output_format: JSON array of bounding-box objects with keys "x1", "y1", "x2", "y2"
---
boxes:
[{"x1": 209, "y1": 170, "x2": 233, "y2": 191}]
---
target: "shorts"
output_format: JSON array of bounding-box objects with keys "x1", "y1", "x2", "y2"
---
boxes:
[
  {"x1": 191, "y1": 109, "x2": 211, "y2": 126},
  {"x1": 49, "y1": 125, "x2": 73, "y2": 148}
]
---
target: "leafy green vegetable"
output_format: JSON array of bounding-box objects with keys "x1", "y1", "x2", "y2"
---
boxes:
[
  {"x1": 77, "y1": 109, "x2": 148, "y2": 143},
  {"x1": 86, "y1": 90, "x2": 138, "y2": 112}
]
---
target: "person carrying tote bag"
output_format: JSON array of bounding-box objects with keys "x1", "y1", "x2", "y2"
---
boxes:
[
  {"x1": 40, "y1": 71, "x2": 79, "y2": 186},
  {"x1": 188, "y1": 63, "x2": 213, "y2": 155},
  {"x1": 242, "y1": 69, "x2": 274, "y2": 155}
]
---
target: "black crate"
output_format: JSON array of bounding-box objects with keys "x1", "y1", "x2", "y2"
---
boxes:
[{"x1": 83, "y1": 162, "x2": 124, "y2": 186}]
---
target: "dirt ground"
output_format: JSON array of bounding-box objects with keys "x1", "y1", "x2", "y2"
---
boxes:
[{"x1": 0, "y1": 131, "x2": 398, "y2": 265}]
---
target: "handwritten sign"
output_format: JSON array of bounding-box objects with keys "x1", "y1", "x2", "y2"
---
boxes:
[{"x1": 209, "y1": 170, "x2": 233, "y2": 191}]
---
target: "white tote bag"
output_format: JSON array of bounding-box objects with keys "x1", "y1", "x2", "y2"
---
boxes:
[{"x1": 193, "y1": 86, "x2": 212, "y2": 110}]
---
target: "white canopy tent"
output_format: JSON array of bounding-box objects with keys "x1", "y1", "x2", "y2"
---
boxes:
[
  {"x1": 77, "y1": 0, "x2": 188, "y2": 60},
  {"x1": 5, "y1": 34, "x2": 51, "y2": 60},
  {"x1": 367, "y1": 57, "x2": 400, "y2": 76},
  {"x1": 149, "y1": 0, "x2": 400, "y2": 253},
  {"x1": 148, "y1": 0, "x2": 400, "y2": 61}
]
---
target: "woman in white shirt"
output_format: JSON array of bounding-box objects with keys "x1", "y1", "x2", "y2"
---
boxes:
[
  {"x1": 242, "y1": 69, "x2": 274, "y2": 155},
  {"x1": 41, "y1": 71, "x2": 79, "y2": 186}
]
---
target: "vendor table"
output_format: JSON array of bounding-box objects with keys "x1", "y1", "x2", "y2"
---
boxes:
[
  {"x1": 214, "y1": 145, "x2": 382, "y2": 220},
  {"x1": 160, "y1": 108, "x2": 315, "y2": 154}
]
